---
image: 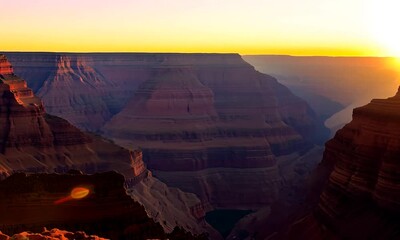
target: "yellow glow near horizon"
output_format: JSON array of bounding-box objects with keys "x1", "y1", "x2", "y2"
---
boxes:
[{"x1": 0, "y1": 0, "x2": 398, "y2": 56}]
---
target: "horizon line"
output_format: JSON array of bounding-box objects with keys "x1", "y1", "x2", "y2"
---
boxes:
[{"x1": 0, "y1": 50, "x2": 397, "y2": 58}]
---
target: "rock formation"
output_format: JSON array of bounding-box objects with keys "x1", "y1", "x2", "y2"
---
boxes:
[
  {"x1": 0, "y1": 171, "x2": 207, "y2": 240},
  {"x1": 101, "y1": 54, "x2": 325, "y2": 208},
  {"x1": 0, "y1": 228, "x2": 107, "y2": 240},
  {"x1": 282, "y1": 88, "x2": 400, "y2": 239},
  {"x1": 0, "y1": 56, "x2": 13, "y2": 75},
  {"x1": 0, "y1": 54, "x2": 215, "y2": 237},
  {"x1": 5, "y1": 53, "x2": 153, "y2": 131},
  {"x1": 0, "y1": 56, "x2": 136, "y2": 177}
]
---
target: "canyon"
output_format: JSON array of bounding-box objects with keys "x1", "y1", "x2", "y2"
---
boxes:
[
  {"x1": 3, "y1": 53, "x2": 328, "y2": 213},
  {"x1": 0, "y1": 54, "x2": 215, "y2": 237},
  {"x1": 228, "y1": 87, "x2": 400, "y2": 240},
  {"x1": 1, "y1": 52, "x2": 399, "y2": 239}
]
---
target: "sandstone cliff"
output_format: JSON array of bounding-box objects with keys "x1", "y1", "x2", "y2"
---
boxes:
[
  {"x1": 283, "y1": 88, "x2": 400, "y2": 240},
  {"x1": 0, "y1": 58, "x2": 133, "y2": 176}
]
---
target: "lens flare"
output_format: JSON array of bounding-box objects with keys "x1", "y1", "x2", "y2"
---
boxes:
[
  {"x1": 54, "y1": 187, "x2": 91, "y2": 205},
  {"x1": 71, "y1": 187, "x2": 90, "y2": 199}
]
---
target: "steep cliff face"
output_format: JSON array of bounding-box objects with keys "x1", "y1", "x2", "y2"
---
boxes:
[
  {"x1": 284, "y1": 88, "x2": 400, "y2": 240},
  {"x1": 0, "y1": 55, "x2": 214, "y2": 237},
  {"x1": 5, "y1": 52, "x2": 327, "y2": 210},
  {"x1": 0, "y1": 63, "x2": 130, "y2": 176},
  {"x1": 5, "y1": 54, "x2": 143, "y2": 131},
  {"x1": 0, "y1": 171, "x2": 207, "y2": 240},
  {"x1": 36, "y1": 56, "x2": 109, "y2": 130},
  {"x1": 0, "y1": 56, "x2": 13, "y2": 75},
  {"x1": 6, "y1": 53, "x2": 154, "y2": 131}
]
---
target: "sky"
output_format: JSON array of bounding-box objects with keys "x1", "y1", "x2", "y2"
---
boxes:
[{"x1": 1, "y1": 0, "x2": 399, "y2": 56}]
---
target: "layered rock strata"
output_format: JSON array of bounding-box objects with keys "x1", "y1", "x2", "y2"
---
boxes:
[
  {"x1": 284, "y1": 88, "x2": 400, "y2": 239},
  {"x1": 0, "y1": 60, "x2": 136, "y2": 177},
  {"x1": 102, "y1": 56, "x2": 322, "y2": 208}
]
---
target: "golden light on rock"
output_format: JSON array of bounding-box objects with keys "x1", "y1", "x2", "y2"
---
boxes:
[{"x1": 71, "y1": 187, "x2": 90, "y2": 199}]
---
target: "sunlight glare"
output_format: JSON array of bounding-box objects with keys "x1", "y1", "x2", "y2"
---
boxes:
[{"x1": 367, "y1": 0, "x2": 400, "y2": 56}]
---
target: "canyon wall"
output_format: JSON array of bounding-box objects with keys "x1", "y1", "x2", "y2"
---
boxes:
[
  {"x1": 284, "y1": 88, "x2": 400, "y2": 240},
  {"x1": 0, "y1": 54, "x2": 140, "y2": 177}
]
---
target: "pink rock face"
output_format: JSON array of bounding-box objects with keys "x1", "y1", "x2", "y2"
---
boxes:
[
  {"x1": 285, "y1": 88, "x2": 400, "y2": 240},
  {"x1": 36, "y1": 55, "x2": 117, "y2": 131},
  {"x1": 6, "y1": 53, "x2": 155, "y2": 131},
  {"x1": 0, "y1": 55, "x2": 13, "y2": 75},
  {"x1": 0, "y1": 55, "x2": 144, "y2": 180},
  {"x1": 128, "y1": 67, "x2": 217, "y2": 117}
]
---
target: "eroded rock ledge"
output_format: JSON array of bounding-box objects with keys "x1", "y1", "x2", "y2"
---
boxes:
[{"x1": 0, "y1": 171, "x2": 207, "y2": 240}]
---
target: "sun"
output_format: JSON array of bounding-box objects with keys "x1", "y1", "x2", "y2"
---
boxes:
[{"x1": 367, "y1": 0, "x2": 400, "y2": 57}]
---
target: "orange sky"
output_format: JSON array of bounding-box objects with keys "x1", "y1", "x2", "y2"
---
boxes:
[{"x1": 1, "y1": 0, "x2": 399, "y2": 56}]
